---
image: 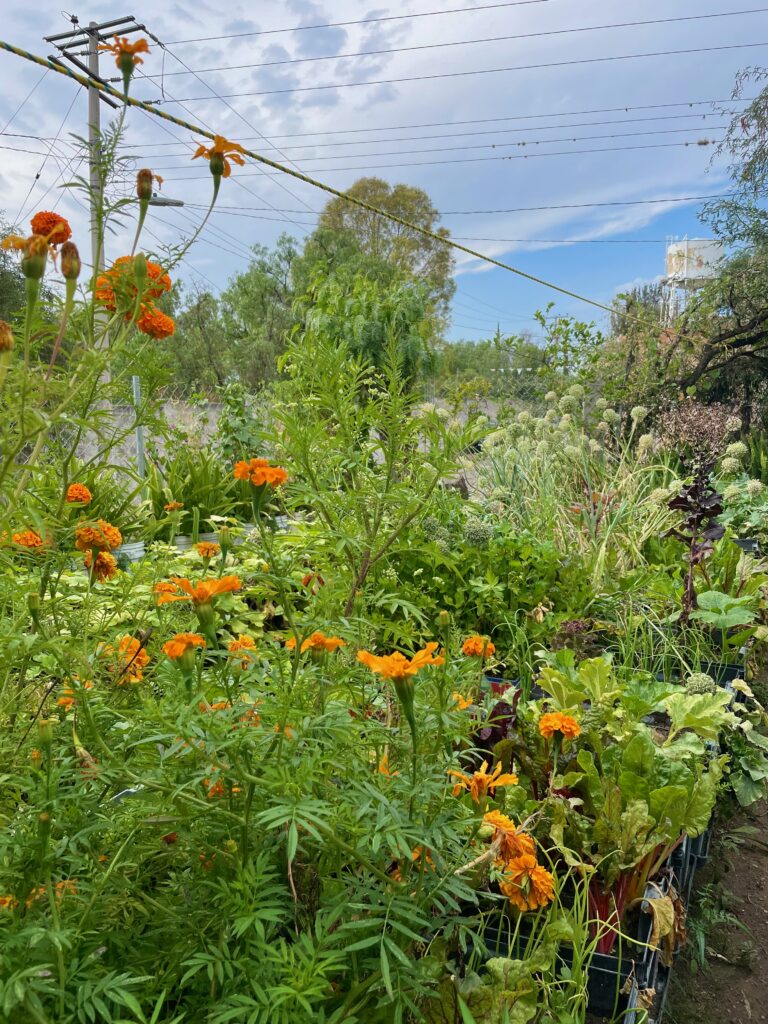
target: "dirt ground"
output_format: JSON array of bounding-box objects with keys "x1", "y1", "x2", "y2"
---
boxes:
[{"x1": 666, "y1": 800, "x2": 768, "y2": 1024}]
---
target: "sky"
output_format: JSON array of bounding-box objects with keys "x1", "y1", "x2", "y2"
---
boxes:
[{"x1": 0, "y1": 0, "x2": 764, "y2": 342}]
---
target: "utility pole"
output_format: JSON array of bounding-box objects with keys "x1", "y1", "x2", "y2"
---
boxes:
[
  {"x1": 86, "y1": 22, "x2": 103, "y2": 274},
  {"x1": 45, "y1": 15, "x2": 140, "y2": 276}
]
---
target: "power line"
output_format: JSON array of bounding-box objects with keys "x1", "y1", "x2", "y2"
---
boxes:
[
  {"x1": 159, "y1": 139, "x2": 722, "y2": 179},
  {"x1": 139, "y1": 97, "x2": 753, "y2": 142},
  {"x1": 140, "y1": 31, "x2": 319, "y2": 218},
  {"x1": 0, "y1": 68, "x2": 48, "y2": 133},
  {"x1": 144, "y1": 9, "x2": 768, "y2": 78},
  {"x1": 166, "y1": 0, "x2": 557, "y2": 45},
  {"x1": 149, "y1": 42, "x2": 768, "y2": 103},
  {"x1": 14, "y1": 91, "x2": 79, "y2": 226},
  {"x1": 120, "y1": 110, "x2": 738, "y2": 156},
  {"x1": 184, "y1": 193, "x2": 734, "y2": 217},
  {"x1": 0, "y1": 37, "x2": 704, "y2": 322},
  {"x1": 144, "y1": 125, "x2": 728, "y2": 170}
]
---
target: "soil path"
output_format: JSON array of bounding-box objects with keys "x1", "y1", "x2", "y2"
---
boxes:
[{"x1": 666, "y1": 801, "x2": 768, "y2": 1024}]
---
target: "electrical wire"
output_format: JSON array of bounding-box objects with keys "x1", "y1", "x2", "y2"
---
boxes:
[
  {"x1": 0, "y1": 68, "x2": 48, "y2": 133},
  {"x1": 139, "y1": 30, "x2": 319, "y2": 217},
  {"x1": 166, "y1": 0, "x2": 557, "y2": 45},
  {"x1": 13, "y1": 90, "x2": 79, "y2": 226},
  {"x1": 145, "y1": 9, "x2": 768, "y2": 78},
  {"x1": 151, "y1": 42, "x2": 768, "y2": 103},
  {"x1": 0, "y1": 37, "x2": 718, "y2": 321},
  {"x1": 137, "y1": 97, "x2": 754, "y2": 141},
  {"x1": 160, "y1": 139, "x2": 722, "y2": 179},
  {"x1": 122, "y1": 110, "x2": 739, "y2": 156},
  {"x1": 144, "y1": 125, "x2": 728, "y2": 170}
]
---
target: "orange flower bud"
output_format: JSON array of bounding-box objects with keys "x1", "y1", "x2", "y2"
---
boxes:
[
  {"x1": 137, "y1": 168, "x2": 153, "y2": 201},
  {"x1": 21, "y1": 235, "x2": 48, "y2": 280},
  {"x1": 0, "y1": 321, "x2": 14, "y2": 352},
  {"x1": 60, "y1": 242, "x2": 81, "y2": 281}
]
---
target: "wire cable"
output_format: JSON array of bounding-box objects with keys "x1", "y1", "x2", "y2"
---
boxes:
[
  {"x1": 160, "y1": 139, "x2": 722, "y2": 178},
  {"x1": 166, "y1": 0, "x2": 558, "y2": 45},
  {"x1": 151, "y1": 42, "x2": 768, "y2": 103},
  {"x1": 183, "y1": 192, "x2": 735, "y2": 217},
  {"x1": 13, "y1": 90, "x2": 79, "y2": 226},
  {"x1": 144, "y1": 125, "x2": 728, "y2": 169},
  {"x1": 123, "y1": 109, "x2": 739, "y2": 156},
  {"x1": 139, "y1": 30, "x2": 318, "y2": 218},
  {"x1": 0, "y1": 68, "x2": 48, "y2": 133},
  {"x1": 0, "y1": 38, "x2": 710, "y2": 321},
  {"x1": 145, "y1": 9, "x2": 768, "y2": 78}
]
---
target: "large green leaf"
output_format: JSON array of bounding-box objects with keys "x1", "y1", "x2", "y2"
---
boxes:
[
  {"x1": 662, "y1": 690, "x2": 737, "y2": 742},
  {"x1": 617, "y1": 770, "x2": 649, "y2": 804},
  {"x1": 682, "y1": 757, "x2": 726, "y2": 836},
  {"x1": 537, "y1": 666, "x2": 587, "y2": 709},
  {"x1": 621, "y1": 730, "x2": 657, "y2": 778},
  {"x1": 648, "y1": 785, "x2": 689, "y2": 836}
]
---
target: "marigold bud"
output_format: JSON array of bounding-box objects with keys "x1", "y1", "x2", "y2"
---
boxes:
[
  {"x1": 137, "y1": 168, "x2": 153, "y2": 201},
  {"x1": 133, "y1": 252, "x2": 148, "y2": 283},
  {"x1": 0, "y1": 321, "x2": 14, "y2": 352},
  {"x1": 209, "y1": 151, "x2": 225, "y2": 178},
  {"x1": 438, "y1": 610, "x2": 451, "y2": 628},
  {"x1": 37, "y1": 718, "x2": 54, "y2": 745},
  {"x1": 21, "y1": 235, "x2": 48, "y2": 280},
  {"x1": 60, "y1": 242, "x2": 81, "y2": 281}
]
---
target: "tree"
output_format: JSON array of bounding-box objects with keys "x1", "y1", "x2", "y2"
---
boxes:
[
  {"x1": 220, "y1": 234, "x2": 298, "y2": 388},
  {"x1": 295, "y1": 266, "x2": 435, "y2": 384},
  {"x1": 301, "y1": 178, "x2": 455, "y2": 321}
]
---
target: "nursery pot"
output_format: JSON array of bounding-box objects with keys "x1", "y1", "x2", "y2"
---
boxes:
[
  {"x1": 734, "y1": 537, "x2": 760, "y2": 556},
  {"x1": 114, "y1": 540, "x2": 145, "y2": 565},
  {"x1": 173, "y1": 535, "x2": 194, "y2": 551},
  {"x1": 197, "y1": 531, "x2": 218, "y2": 544}
]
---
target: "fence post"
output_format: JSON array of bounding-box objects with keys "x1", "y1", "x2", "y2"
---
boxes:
[{"x1": 132, "y1": 375, "x2": 146, "y2": 482}]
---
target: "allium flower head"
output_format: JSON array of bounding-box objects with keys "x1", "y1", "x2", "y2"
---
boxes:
[
  {"x1": 545, "y1": 390, "x2": 558, "y2": 403},
  {"x1": 595, "y1": 398, "x2": 608, "y2": 412},
  {"x1": 603, "y1": 408, "x2": 620, "y2": 426},
  {"x1": 725, "y1": 441, "x2": 747, "y2": 461},
  {"x1": 721, "y1": 457, "x2": 740, "y2": 475},
  {"x1": 630, "y1": 405, "x2": 649, "y2": 424},
  {"x1": 723, "y1": 483, "x2": 742, "y2": 502},
  {"x1": 747, "y1": 479, "x2": 763, "y2": 497},
  {"x1": 516, "y1": 410, "x2": 530, "y2": 425}
]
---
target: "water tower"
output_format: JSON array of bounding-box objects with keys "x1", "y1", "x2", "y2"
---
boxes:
[{"x1": 661, "y1": 237, "x2": 724, "y2": 323}]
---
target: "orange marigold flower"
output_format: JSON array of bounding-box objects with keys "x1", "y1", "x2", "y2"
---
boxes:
[
  {"x1": 98, "y1": 35, "x2": 150, "y2": 69},
  {"x1": 357, "y1": 642, "x2": 444, "y2": 682},
  {"x1": 102, "y1": 635, "x2": 150, "y2": 684},
  {"x1": 378, "y1": 752, "x2": 399, "y2": 777},
  {"x1": 30, "y1": 211, "x2": 71, "y2": 246},
  {"x1": 155, "y1": 575, "x2": 241, "y2": 606},
  {"x1": 136, "y1": 303, "x2": 175, "y2": 340},
  {"x1": 0, "y1": 895, "x2": 18, "y2": 911},
  {"x1": 452, "y1": 692, "x2": 473, "y2": 710},
  {"x1": 538, "y1": 712, "x2": 581, "y2": 741},
  {"x1": 498, "y1": 853, "x2": 555, "y2": 912},
  {"x1": 195, "y1": 541, "x2": 220, "y2": 559},
  {"x1": 75, "y1": 519, "x2": 122, "y2": 552},
  {"x1": 56, "y1": 685, "x2": 76, "y2": 711},
  {"x1": 448, "y1": 760, "x2": 518, "y2": 803},
  {"x1": 12, "y1": 529, "x2": 44, "y2": 550},
  {"x1": 84, "y1": 550, "x2": 118, "y2": 582},
  {"x1": 204, "y1": 777, "x2": 226, "y2": 799},
  {"x1": 163, "y1": 632, "x2": 206, "y2": 661},
  {"x1": 483, "y1": 810, "x2": 536, "y2": 860},
  {"x1": 286, "y1": 631, "x2": 346, "y2": 654},
  {"x1": 234, "y1": 457, "x2": 288, "y2": 488},
  {"x1": 0, "y1": 320, "x2": 14, "y2": 352},
  {"x1": 164, "y1": 501, "x2": 184, "y2": 512},
  {"x1": 199, "y1": 699, "x2": 231, "y2": 712},
  {"x1": 192, "y1": 135, "x2": 247, "y2": 178},
  {"x1": 65, "y1": 482, "x2": 92, "y2": 504},
  {"x1": 462, "y1": 635, "x2": 496, "y2": 658},
  {"x1": 228, "y1": 634, "x2": 257, "y2": 669}
]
